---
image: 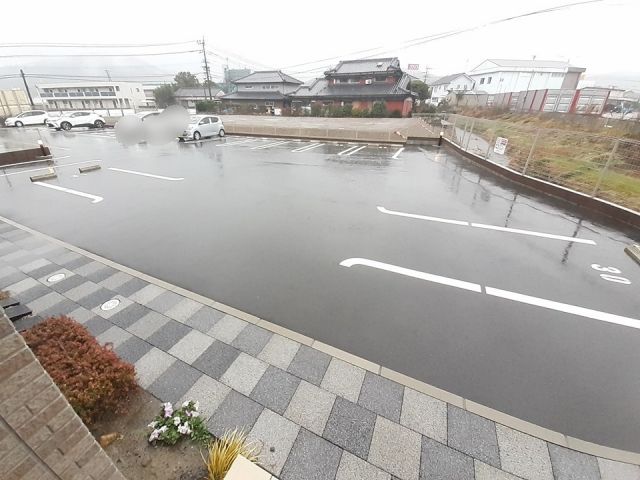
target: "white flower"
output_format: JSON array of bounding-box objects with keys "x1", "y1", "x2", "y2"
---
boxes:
[
  {"x1": 158, "y1": 425, "x2": 168, "y2": 433},
  {"x1": 163, "y1": 402, "x2": 173, "y2": 418},
  {"x1": 178, "y1": 423, "x2": 191, "y2": 435},
  {"x1": 148, "y1": 429, "x2": 160, "y2": 442},
  {"x1": 148, "y1": 421, "x2": 158, "y2": 429},
  {"x1": 190, "y1": 411, "x2": 200, "y2": 418},
  {"x1": 173, "y1": 416, "x2": 181, "y2": 426},
  {"x1": 193, "y1": 401, "x2": 200, "y2": 411},
  {"x1": 182, "y1": 400, "x2": 191, "y2": 408}
]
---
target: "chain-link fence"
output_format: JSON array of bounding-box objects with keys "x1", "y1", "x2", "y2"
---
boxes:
[{"x1": 423, "y1": 114, "x2": 640, "y2": 213}]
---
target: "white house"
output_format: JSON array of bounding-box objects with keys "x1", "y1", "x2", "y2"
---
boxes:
[
  {"x1": 429, "y1": 73, "x2": 475, "y2": 105},
  {"x1": 468, "y1": 59, "x2": 586, "y2": 95},
  {"x1": 36, "y1": 81, "x2": 146, "y2": 111}
]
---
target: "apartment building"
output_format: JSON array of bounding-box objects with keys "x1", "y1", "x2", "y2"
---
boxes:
[{"x1": 36, "y1": 82, "x2": 146, "y2": 111}]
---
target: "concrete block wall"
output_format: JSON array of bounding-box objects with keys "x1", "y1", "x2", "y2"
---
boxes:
[{"x1": 0, "y1": 309, "x2": 126, "y2": 480}]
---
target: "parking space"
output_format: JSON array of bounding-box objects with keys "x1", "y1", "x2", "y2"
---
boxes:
[{"x1": 1, "y1": 125, "x2": 639, "y2": 452}]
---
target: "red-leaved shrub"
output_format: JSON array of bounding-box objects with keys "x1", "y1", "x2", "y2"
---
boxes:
[{"x1": 22, "y1": 316, "x2": 138, "y2": 425}]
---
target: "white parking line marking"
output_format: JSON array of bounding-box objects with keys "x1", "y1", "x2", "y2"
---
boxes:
[
  {"x1": 471, "y1": 223, "x2": 596, "y2": 245},
  {"x1": 33, "y1": 182, "x2": 103, "y2": 203},
  {"x1": 292, "y1": 143, "x2": 325, "y2": 152},
  {"x1": 108, "y1": 167, "x2": 183, "y2": 181},
  {"x1": 392, "y1": 147, "x2": 404, "y2": 159},
  {"x1": 378, "y1": 206, "x2": 596, "y2": 244},
  {"x1": 344, "y1": 145, "x2": 367, "y2": 156},
  {"x1": 251, "y1": 140, "x2": 289, "y2": 150},
  {"x1": 377, "y1": 206, "x2": 469, "y2": 226},
  {"x1": 0, "y1": 160, "x2": 100, "y2": 178},
  {"x1": 340, "y1": 258, "x2": 640, "y2": 330},
  {"x1": 485, "y1": 287, "x2": 640, "y2": 330},
  {"x1": 216, "y1": 139, "x2": 259, "y2": 147},
  {"x1": 339, "y1": 258, "x2": 482, "y2": 292},
  {"x1": 337, "y1": 145, "x2": 359, "y2": 156}
]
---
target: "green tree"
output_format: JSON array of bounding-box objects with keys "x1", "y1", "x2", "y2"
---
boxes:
[
  {"x1": 409, "y1": 80, "x2": 431, "y2": 100},
  {"x1": 370, "y1": 102, "x2": 388, "y2": 118},
  {"x1": 153, "y1": 84, "x2": 176, "y2": 108},
  {"x1": 174, "y1": 71, "x2": 200, "y2": 88}
]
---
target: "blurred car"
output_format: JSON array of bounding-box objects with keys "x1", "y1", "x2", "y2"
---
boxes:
[
  {"x1": 47, "y1": 111, "x2": 106, "y2": 131},
  {"x1": 179, "y1": 115, "x2": 225, "y2": 141},
  {"x1": 136, "y1": 111, "x2": 161, "y2": 121},
  {"x1": 4, "y1": 110, "x2": 48, "y2": 127}
]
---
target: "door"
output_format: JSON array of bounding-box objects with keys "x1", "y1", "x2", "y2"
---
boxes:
[
  {"x1": 210, "y1": 117, "x2": 220, "y2": 134},
  {"x1": 198, "y1": 117, "x2": 212, "y2": 137},
  {"x1": 31, "y1": 111, "x2": 47, "y2": 125}
]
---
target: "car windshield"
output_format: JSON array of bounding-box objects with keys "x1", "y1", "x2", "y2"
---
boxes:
[{"x1": 188, "y1": 116, "x2": 200, "y2": 125}]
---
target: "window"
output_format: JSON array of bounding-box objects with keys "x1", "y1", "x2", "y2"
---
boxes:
[
  {"x1": 124, "y1": 99, "x2": 130, "y2": 107},
  {"x1": 487, "y1": 77, "x2": 492, "y2": 84},
  {"x1": 265, "y1": 101, "x2": 274, "y2": 107},
  {"x1": 375, "y1": 75, "x2": 386, "y2": 82},
  {"x1": 136, "y1": 88, "x2": 139, "y2": 92},
  {"x1": 263, "y1": 85, "x2": 269, "y2": 89},
  {"x1": 552, "y1": 72, "x2": 564, "y2": 78},
  {"x1": 480, "y1": 78, "x2": 485, "y2": 85},
  {"x1": 199, "y1": 117, "x2": 210, "y2": 125},
  {"x1": 245, "y1": 85, "x2": 253, "y2": 89},
  {"x1": 211, "y1": 117, "x2": 219, "y2": 123},
  {"x1": 116, "y1": 86, "x2": 120, "y2": 91}
]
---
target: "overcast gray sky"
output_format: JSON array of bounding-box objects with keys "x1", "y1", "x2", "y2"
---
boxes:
[{"x1": 0, "y1": 0, "x2": 637, "y2": 87}]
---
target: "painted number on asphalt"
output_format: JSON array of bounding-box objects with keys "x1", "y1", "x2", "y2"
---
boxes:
[{"x1": 591, "y1": 264, "x2": 632, "y2": 285}]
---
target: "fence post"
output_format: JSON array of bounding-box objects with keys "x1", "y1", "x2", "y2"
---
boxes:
[
  {"x1": 450, "y1": 117, "x2": 457, "y2": 142},
  {"x1": 484, "y1": 133, "x2": 495, "y2": 159},
  {"x1": 460, "y1": 118, "x2": 469, "y2": 146},
  {"x1": 464, "y1": 120, "x2": 475, "y2": 150},
  {"x1": 592, "y1": 139, "x2": 620, "y2": 197},
  {"x1": 522, "y1": 128, "x2": 541, "y2": 175}
]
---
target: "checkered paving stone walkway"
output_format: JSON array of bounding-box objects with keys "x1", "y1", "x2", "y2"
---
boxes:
[{"x1": 1, "y1": 219, "x2": 639, "y2": 480}]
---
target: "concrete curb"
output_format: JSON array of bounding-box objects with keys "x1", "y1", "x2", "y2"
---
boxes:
[
  {"x1": 2, "y1": 213, "x2": 639, "y2": 465},
  {"x1": 226, "y1": 131, "x2": 406, "y2": 146},
  {"x1": 625, "y1": 244, "x2": 640, "y2": 265}
]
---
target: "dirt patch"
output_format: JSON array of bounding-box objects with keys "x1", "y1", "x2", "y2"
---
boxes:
[{"x1": 90, "y1": 390, "x2": 208, "y2": 480}]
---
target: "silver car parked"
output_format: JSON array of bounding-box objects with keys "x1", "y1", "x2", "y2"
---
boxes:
[{"x1": 179, "y1": 115, "x2": 225, "y2": 141}]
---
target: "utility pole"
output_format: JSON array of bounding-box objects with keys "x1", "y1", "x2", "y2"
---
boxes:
[
  {"x1": 423, "y1": 65, "x2": 429, "y2": 84},
  {"x1": 197, "y1": 37, "x2": 213, "y2": 101},
  {"x1": 105, "y1": 69, "x2": 112, "y2": 81},
  {"x1": 20, "y1": 69, "x2": 34, "y2": 106}
]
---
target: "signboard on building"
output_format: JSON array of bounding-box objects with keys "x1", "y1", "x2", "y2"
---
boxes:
[
  {"x1": 494, "y1": 137, "x2": 508, "y2": 155},
  {"x1": 407, "y1": 64, "x2": 419, "y2": 70}
]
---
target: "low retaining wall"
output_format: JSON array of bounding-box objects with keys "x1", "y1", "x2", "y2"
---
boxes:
[
  {"x1": 0, "y1": 148, "x2": 49, "y2": 168},
  {"x1": 226, "y1": 125, "x2": 407, "y2": 144},
  {"x1": 443, "y1": 139, "x2": 640, "y2": 229}
]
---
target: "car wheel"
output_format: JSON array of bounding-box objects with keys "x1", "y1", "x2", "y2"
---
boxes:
[
  {"x1": 61, "y1": 122, "x2": 72, "y2": 131},
  {"x1": 94, "y1": 120, "x2": 105, "y2": 128},
  {"x1": 219, "y1": 129, "x2": 225, "y2": 137},
  {"x1": 193, "y1": 131, "x2": 201, "y2": 141},
  {"x1": 15, "y1": 121, "x2": 23, "y2": 127}
]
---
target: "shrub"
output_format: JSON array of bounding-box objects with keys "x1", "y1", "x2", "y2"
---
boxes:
[
  {"x1": 22, "y1": 316, "x2": 137, "y2": 425},
  {"x1": 196, "y1": 101, "x2": 219, "y2": 113},
  {"x1": 389, "y1": 109, "x2": 402, "y2": 118},
  {"x1": 205, "y1": 429, "x2": 260, "y2": 480},
  {"x1": 147, "y1": 400, "x2": 210, "y2": 446},
  {"x1": 370, "y1": 102, "x2": 387, "y2": 118},
  {"x1": 341, "y1": 104, "x2": 353, "y2": 117},
  {"x1": 352, "y1": 108, "x2": 369, "y2": 118},
  {"x1": 310, "y1": 104, "x2": 322, "y2": 117}
]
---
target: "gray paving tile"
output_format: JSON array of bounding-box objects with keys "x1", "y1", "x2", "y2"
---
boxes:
[
  {"x1": 18, "y1": 258, "x2": 52, "y2": 274},
  {"x1": 323, "y1": 396, "x2": 376, "y2": 460},
  {"x1": 109, "y1": 302, "x2": 152, "y2": 329},
  {"x1": 99, "y1": 271, "x2": 134, "y2": 290},
  {"x1": 146, "y1": 290, "x2": 183, "y2": 313},
  {"x1": 168, "y1": 329, "x2": 215, "y2": 364},
  {"x1": 64, "y1": 281, "x2": 101, "y2": 302},
  {"x1": 135, "y1": 347, "x2": 176, "y2": 389},
  {"x1": 179, "y1": 374, "x2": 230, "y2": 421},
  {"x1": 281, "y1": 428, "x2": 342, "y2": 480},
  {"x1": 84, "y1": 316, "x2": 113, "y2": 337},
  {"x1": 358, "y1": 371, "x2": 404, "y2": 422},
  {"x1": 448, "y1": 405, "x2": 499, "y2": 468},
  {"x1": 91, "y1": 295, "x2": 134, "y2": 319},
  {"x1": 115, "y1": 336, "x2": 153, "y2": 364},
  {"x1": 0, "y1": 264, "x2": 18, "y2": 280},
  {"x1": 232, "y1": 323, "x2": 273, "y2": 356},
  {"x1": 548, "y1": 444, "x2": 600, "y2": 480},
  {"x1": 193, "y1": 341, "x2": 242, "y2": 380},
  {"x1": 16, "y1": 284, "x2": 52, "y2": 305},
  {"x1": 127, "y1": 310, "x2": 171, "y2": 339},
  {"x1": 85, "y1": 265, "x2": 118, "y2": 284},
  {"x1": 48, "y1": 274, "x2": 86, "y2": 294},
  {"x1": 4, "y1": 276, "x2": 40, "y2": 294},
  {"x1": 62, "y1": 256, "x2": 93, "y2": 271},
  {"x1": 284, "y1": 381, "x2": 336, "y2": 436},
  {"x1": 496, "y1": 424, "x2": 553, "y2": 480},
  {"x1": 287, "y1": 345, "x2": 331, "y2": 386},
  {"x1": 73, "y1": 260, "x2": 107, "y2": 278},
  {"x1": 220, "y1": 352, "x2": 268, "y2": 395},
  {"x1": 321, "y1": 358, "x2": 366, "y2": 403},
  {"x1": 146, "y1": 319, "x2": 191, "y2": 351},
  {"x1": 248, "y1": 409, "x2": 300, "y2": 476},
  {"x1": 27, "y1": 291, "x2": 66, "y2": 315},
  {"x1": 184, "y1": 305, "x2": 224, "y2": 333},
  {"x1": 97, "y1": 325, "x2": 132, "y2": 349},
  {"x1": 147, "y1": 360, "x2": 201, "y2": 404},
  {"x1": 129, "y1": 284, "x2": 166, "y2": 305},
  {"x1": 400, "y1": 388, "x2": 447, "y2": 443},
  {"x1": 206, "y1": 390, "x2": 263, "y2": 437},
  {"x1": 474, "y1": 461, "x2": 521, "y2": 480},
  {"x1": 28, "y1": 263, "x2": 64, "y2": 281},
  {"x1": 336, "y1": 451, "x2": 391, "y2": 480},
  {"x1": 250, "y1": 365, "x2": 300, "y2": 415},
  {"x1": 13, "y1": 315, "x2": 45, "y2": 332},
  {"x1": 164, "y1": 297, "x2": 203, "y2": 323},
  {"x1": 369, "y1": 416, "x2": 421, "y2": 480},
  {"x1": 32, "y1": 244, "x2": 65, "y2": 258},
  {"x1": 50, "y1": 250, "x2": 83, "y2": 266},
  {"x1": 2, "y1": 229, "x2": 29, "y2": 241},
  {"x1": 597, "y1": 458, "x2": 640, "y2": 480},
  {"x1": 68, "y1": 306, "x2": 97, "y2": 324},
  {"x1": 0, "y1": 271, "x2": 29, "y2": 290},
  {"x1": 258, "y1": 333, "x2": 301, "y2": 370},
  {"x1": 37, "y1": 267, "x2": 75, "y2": 286},
  {"x1": 210, "y1": 314, "x2": 247, "y2": 343},
  {"x1": 0, "y1": 249, "x2": 31, "y2": 265},
  {"x1": 38, "y1": 298, "x2": 80, "y2": 319},
  {"x1": 76, "y1": 287, "x2": 117, "y2": 309},
  {"x1": 112, "y1": 277, "x2": 149, "y2": 297},
  {"x1": 420, "y1": 436, "x2": 474, "y2": 480}
]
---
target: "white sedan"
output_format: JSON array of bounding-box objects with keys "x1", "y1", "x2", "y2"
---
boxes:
[
  {"x1": 4, "y1": 110, "x2": 49, "y2": 127},
  {"x1": 179, "y1": 115, "x2": 225, "y2": 141},
  {"x1": 47, "y1": 111, "x2": 106, "y2": 131}
]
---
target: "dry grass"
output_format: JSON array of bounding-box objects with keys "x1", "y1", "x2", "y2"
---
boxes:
[{"x1": 203, "y1": 429, "x2": 261, "y2": 480}]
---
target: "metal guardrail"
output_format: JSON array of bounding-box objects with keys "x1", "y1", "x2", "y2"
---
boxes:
[{"x1": 422, "y1": 114, "x2": 640, "y2": 213}]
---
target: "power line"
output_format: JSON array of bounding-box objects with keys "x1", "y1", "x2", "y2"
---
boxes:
[
  {"x1": 0, "y1": 41, "x2": 196, "y2": 48},
  {"x1": 0, "y1": 50, "x2": 200, "y2": 58}
]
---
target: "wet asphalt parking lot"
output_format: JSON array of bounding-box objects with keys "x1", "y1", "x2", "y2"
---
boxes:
[{"x1": 1, "y1": 126, "x2": 639, "y2": 452}]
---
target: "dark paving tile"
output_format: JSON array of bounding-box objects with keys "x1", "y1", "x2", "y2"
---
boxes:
[
  {"x1": 49, "y1": 274, "x2": 86, "y2": 293},
  {"x1": 84, "y1": 316, "x2": 112, "y2": 337},
  {"x1": 115, "y1": 336, "x2": 153, "y2": 364},
  {"x1": 39, "y1": 246, "x2": 69, "y2": 260},
  {"x1": 358, "y1": 371, "x2": 404, "y2": 422},
  {"x1": 184, "y1": 305, "x2": 225, "y2": 333},
  {"x1": 84, "y1": 265, "x2": 118, "y2": 284},
  {"x1": 0, "y1": 271, "x2": 29, "y2": 289},
  {"x1": 323, "y1": 397, "x2": 375, "y2": 460},
  {"x1": 147, "y1": 360, "x2": 201, "y2": 404},
  {"x1": 2, "y1": 229, "x2": 30, "y2": 241},
  {"x1": 146, "y1": 319, "x2": 191, "y2": 351},
  {"x1": 281, "y1": 428, "x2": 342, "y2": 480},
  {"x1": 206, "y1": 390, "x2": 263, "y2": 438},
  {"x1": 420, "y1": 436, "x2": 474, "y2": 480},
  {"x1": 250, "y1": 366, "x2": 300, "y2": 415},
  {"x1": 193, "y1": 341, "x2": 241, "y2": 379},
  {"x1": 61, "y1": 256, "x2": 93, "y2": 270},
  {"x1": 232, "y1": 324, "x2": 273, "y2": 356},
  {"x1": 15, "y1": 285, "x2": 52, "y2": 305},
  {"x1": 27, "y1": 263, "x2": 63, "y2": 280},
  {"x1": 287, "y1": 345, "x2": 331, "y2": 386},
  {"x1": 448, "y1": 405, "x2": 500, "y2": 468},
  {"x1": 39, "y1": 299, "x2": 80, "y2": 319},
  {"x1": 112, "y1": 277, "x2": 149, "y2": 297},
  {"x1": 548, "y1": 444, "x2": 600, "y2": 480},
  {"x1": 109, "y1": 302, "x2": 152, "y2": 329},
  {"x1": 13, "y1": 315, "x2": 45, "y2": 332},
  {"x1": 146, "y1": 290, "x2": 183, "y2": 314},
  {"x1": 76, "y1": 287, "x2": 117, "y2": 309}
]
